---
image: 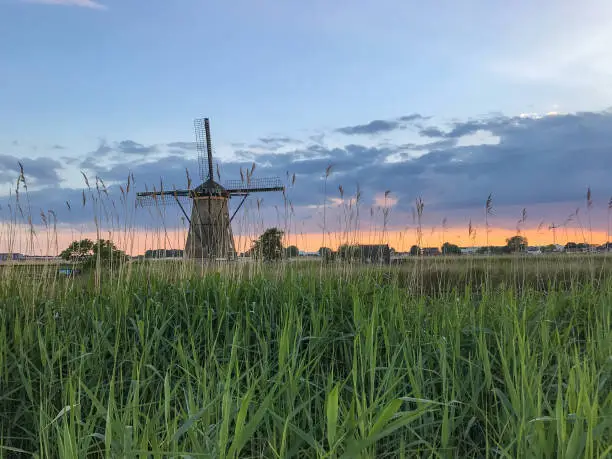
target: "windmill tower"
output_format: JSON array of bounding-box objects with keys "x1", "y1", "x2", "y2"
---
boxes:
[{"x1": 136, "y1": 117, "x2": 284, "y2": 260}]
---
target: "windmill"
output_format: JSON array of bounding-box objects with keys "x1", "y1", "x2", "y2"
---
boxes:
[
  {"x1": 136, "y1": 117, "x2": 284, "y2": 260},
  {"x1": 548, "y1": 223, "x2": 560, "y2": 246}
]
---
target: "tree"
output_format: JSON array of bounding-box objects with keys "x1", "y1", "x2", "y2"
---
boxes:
[
  {"x1": 60, "y1": 239, "x2": 128, "y2": 267},
  {"x1": 317, "y1": 247, "x2": 334, "y2": 261},
  {"x1": 60, "y1": 239, "x2": 95, "y2": 262},
  {"x1": 285, "y1": 245, "x2": 299, "y2": 258},
  {"x1": 94, "y1": 239, "x2": 129, "y2": 265},
  {"x1": 441, "y1": 242, "x2": 461, "y2": 255},
  {"x1": 337, "y1": 244, "x2": 360, "y2": 261},
  {"x1": 506, "y1": 235, "x2": 528, "y2": 253},
  {"x1": 409, "y1": 245, "x2": 421, "y2": 256},
  {"x1": 477, "y1": 245, "x2": 510, "y2": 255},
  {"x1": 251, "y1": 228, "x2": 284, "y2": 261}
]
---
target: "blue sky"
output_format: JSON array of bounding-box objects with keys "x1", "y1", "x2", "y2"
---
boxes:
[{"x1": 1, "y1": 0, "x2": 612, "y2": 249}]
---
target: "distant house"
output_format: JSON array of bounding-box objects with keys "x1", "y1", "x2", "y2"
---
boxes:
[
  {"x1": 599, "y1": 242, "x2": 612, "y2": 252},
  {"x1": 144, "y1": 249, "x2": 184, "y2": 259},
  {"x1": 0, "y1": 253, "x2": 25, "y2": 262},
  {"x1": 565, "y1": 242, "x2": 590, "y2": 253},
  {"x1": 422, "y1": 247, "x2": 441, "y2": 256},
  {"x1": 358, "y1": 245, "x2": 391, "y2": 265},
  {"x1": 24, "y1": 255, "x2": 60, "y2": 262},
  {"x1": 460, "y1": 247, "x2": 480, "y2": 255}
]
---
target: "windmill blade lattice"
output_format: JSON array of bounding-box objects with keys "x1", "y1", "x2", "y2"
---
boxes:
[
  {"x1": 136, "y1": 190, "x2": 191, "y2": 207},
  {"x1": 194, "y1": 118, "x2": 214, "y2": 182},
  {"x1": 224, "y1": 177, "x2": 284, "y2": 194}
]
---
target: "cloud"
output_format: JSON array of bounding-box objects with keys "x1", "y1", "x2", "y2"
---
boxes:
[
  {"x1": 22, "y1": 0, "x2": 106, "y2": 9},
  {"x1": 398, "y1": 139, "x2": 457, "y2": 152},
  {"x1": 419, "y1": 116, "x2": 511, "y2": 139},
  {"x1": 117, "y1": 140, "x2": 157, "y2": 155},
  {"x1": 258, "y1": 137, "x2": 295, "y2": 145},
  {"x1": 80, "y1": 139, "x2": 161, "y2": 170},
  {"x1": 336, "y1": 114, "x2": 426, "y2": 136},
  {"x1": 6, "y1": 109, "x2": 612, "y2": 236},
  {"x1": 419, "y1": 127, "x2": 446, "y2": 138},
  {"x1": 245, "y1": 136, "x2": 303, "y2": 152},
  {"x1": 92, "y1": 140, "x2": 112, "y2": 156},
  {"x1": 309, "y1": 133, "x2": 325, "y2": 144},
  {"x1": 228, "y1": 110, "x2": 612, "y2": 226},
  {"x1": 52, "y1": 144, "x2": 66, "y2": 150},
  {"x1": 336, "y1": 119, "x2": 400, "y2": 135},
  {"x1": 61, "y1": 156, "x2": 81, "y2": 166},
  {"x1": 398, "y1": 114, "x2": 427, "y2": 122},
  {"x1": 0, "y1": 155, "x2": 62, "y2": 186},
  {"x1": 167, "y1": 141, "x2": 197, "y2": 151}
]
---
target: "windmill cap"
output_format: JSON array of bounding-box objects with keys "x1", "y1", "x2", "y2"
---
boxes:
[{"x1": 193, "y1": 179, "x2": 229, "y2": 196}]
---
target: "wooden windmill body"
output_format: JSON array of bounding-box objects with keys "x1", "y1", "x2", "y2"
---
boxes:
[{"x1": 137, "y1": 118, "x2": 284, "y2": 260}]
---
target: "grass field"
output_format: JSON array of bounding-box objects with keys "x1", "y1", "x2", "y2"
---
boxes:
[{"x1": 1, "y1": 255, "x2": 611, "y2": 458}]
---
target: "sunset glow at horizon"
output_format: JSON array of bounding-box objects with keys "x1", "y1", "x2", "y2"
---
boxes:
[{"x1": 2, "y1": 224, "x2": 610, "y2": 257}]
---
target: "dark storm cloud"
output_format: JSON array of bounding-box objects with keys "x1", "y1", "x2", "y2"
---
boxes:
[
  {"x1": 6, "y1": 110, "x2": 612, "y2": 231},
  {"x1": 228, "y1": 111, "x2": 612, "y2": 217},
  {"x1": 405, "y1": 111, "x2": 612, "y2": 212},
  {"x1": 0, "y1": 155, "x2": 62, "y2": 185}
]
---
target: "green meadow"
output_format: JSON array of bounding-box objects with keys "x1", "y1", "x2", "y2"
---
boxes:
[{"x1": 0, "y1": 256, "x2": 610, "y2": 458}]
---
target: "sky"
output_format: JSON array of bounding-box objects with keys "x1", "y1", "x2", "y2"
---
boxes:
[{"x1": 1, "y1": 0, "x2": 612, "y2": 254}]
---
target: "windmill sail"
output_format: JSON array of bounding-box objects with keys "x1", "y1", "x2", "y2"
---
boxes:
[
  {"x1": 224, "y1": 177, "x2": 284, "y2": 194},
  {"x1": 194, "y1": 118, "x2": 214, "y2": 182}
]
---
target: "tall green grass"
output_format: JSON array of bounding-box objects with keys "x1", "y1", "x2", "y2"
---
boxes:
[{"x1": 1, "y1": 262, "x2": 610, "y2": 458}]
